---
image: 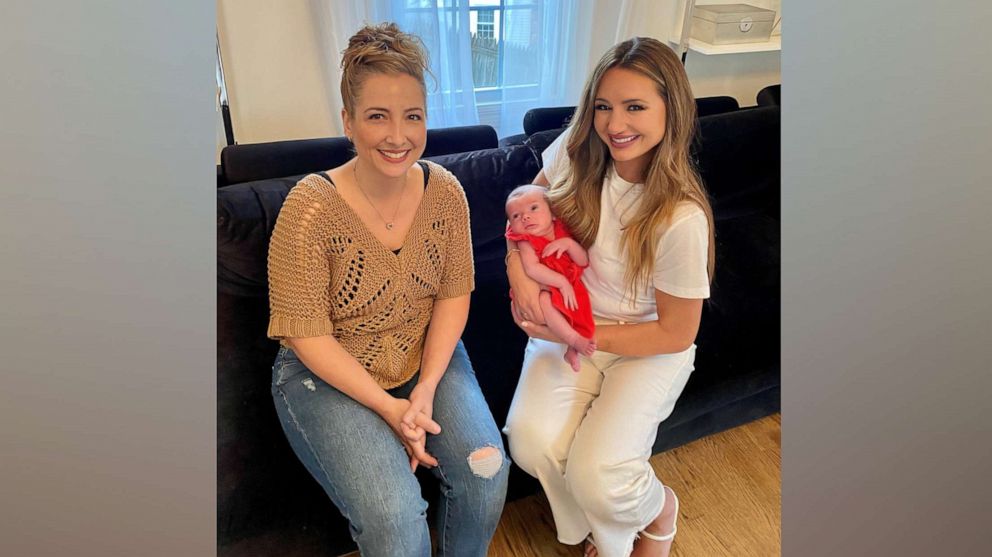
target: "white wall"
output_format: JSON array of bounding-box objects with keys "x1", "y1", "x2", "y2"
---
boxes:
[{"x1": 217, "y1": 0, "x2": 336, "y2": 144}]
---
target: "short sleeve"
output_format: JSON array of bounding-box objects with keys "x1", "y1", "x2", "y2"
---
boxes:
[
  {"x1": 436, "y1": 172, "x2": 475, "y2": 299},
  {"x1": 266, "y1": 183, "x2": 334, "y2": 339},
  {"x1": 653, "y1": 206, "x2": 711, "y2": 299},
  {"x1": 541, "y1": 128, "x2": 571, "y2": 186}
]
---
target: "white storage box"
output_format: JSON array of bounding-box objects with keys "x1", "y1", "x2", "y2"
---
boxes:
[{"x1": 690, "y1": 3, "x2": 776, "y2": 45}]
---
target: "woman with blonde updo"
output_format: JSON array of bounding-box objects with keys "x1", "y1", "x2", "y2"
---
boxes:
[
  {"x1": 504, "y1": 37, "x2": 716, "y2": 557},
  {"x1": 267, "y1": 23, "x2": 508, "y2": 557}
]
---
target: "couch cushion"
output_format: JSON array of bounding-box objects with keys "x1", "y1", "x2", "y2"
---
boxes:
[
  {"x1": 523, "y1": 106, "x2": 575, "y2": 136},
  {"x1": 423, "y1": 124, "x2": 498, "y2": 158},
  {"x1": 696, "y1": 106, "x2": 780, "y2": 219},
  {"x1": 221, "y1": 139, "x2": 351, "y2": 187},
  {"x1": 667, "y1": 211, "x2": 780, "y2": 430},
  {"x1": 695, "y1": 95, "x2": 740, "y2": 117},
  {"x1": 217, "y1": 176, "x2": 300, "y2": 297},
  {"x1": 427, "y1": 145, "x2": 541, "y2": 269},
  {"x1": 522, "y1": 127, "x2": 566, "y2": 161}
]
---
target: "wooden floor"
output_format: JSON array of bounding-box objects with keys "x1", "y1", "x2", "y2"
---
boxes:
[{"x1": 345, "y1": 414, "x2": 781, "y2": 556}]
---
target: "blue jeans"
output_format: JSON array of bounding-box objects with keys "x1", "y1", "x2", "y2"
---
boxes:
[{"x1": 271, "y1": 340, "x2": 509, "y2": 557}]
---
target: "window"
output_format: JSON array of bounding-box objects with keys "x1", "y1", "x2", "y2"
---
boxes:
[
  {"x1": 470, "y1": 5, "x2": 499, "y2": 88},
  {"x1": 469, "y1": 0, "x2": 541, "y2": 130},
  {"x1": 475, "y1": 9, "x2": 494, "y2": 39},
  {"x1": 390, "y1": 0, "x2": 577, "y2": 136}
]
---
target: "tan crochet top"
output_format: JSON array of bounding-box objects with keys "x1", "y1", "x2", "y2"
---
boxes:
[{"x1": 267, "y1": 161, "x2": 474, "y2": 388}]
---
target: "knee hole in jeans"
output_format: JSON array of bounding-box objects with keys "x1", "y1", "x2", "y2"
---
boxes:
[{"x1": 467, "y1": 446, "x2": 503, "y2": 479}]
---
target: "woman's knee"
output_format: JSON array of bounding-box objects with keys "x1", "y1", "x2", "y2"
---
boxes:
[
  {"x1": 348, "y1": 488, "x2": 430, "y2": 557},
  {"x1": 348, "y1": 485, "x2": 428, "y2": 537},
  {"x1": 449, "y1": 444, "x2": 510, "y2": 493},
  {"x1": 465, "y1": 445, "x2": 510, "y2": 512},
  {"x1": 565, "y1": 456, "x2": 644, "y2": 521},
  {"x1": 506, "y1": 420, "x2": 561, "y2": 477},
  {"x1": 465, "y1": 445, "x2": 505, "y2": 480}
]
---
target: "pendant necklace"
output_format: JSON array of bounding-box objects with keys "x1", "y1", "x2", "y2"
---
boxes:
[{"x1": 353, "y1": 164, "x2": 405, "y2": 230}]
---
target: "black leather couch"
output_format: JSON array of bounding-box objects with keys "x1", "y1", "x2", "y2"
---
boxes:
[{"x1": 217, "y1": 106, "x2": 780, "y2": 556}]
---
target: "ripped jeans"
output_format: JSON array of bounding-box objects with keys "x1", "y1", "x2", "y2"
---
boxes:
[{"x1": 271, "y1": 340, "x2": 509, "y2": 557}]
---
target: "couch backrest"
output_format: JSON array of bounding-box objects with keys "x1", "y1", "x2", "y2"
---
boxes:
[
  {"x1": 219, "y1": 124, "x2": 499, "y2": 186},
  {"x1": 757, "y1": 84, "x2": 781, "y2": 107},
  {"x1": 695, "y1": 106, "x2": 780, "y2": 219}
]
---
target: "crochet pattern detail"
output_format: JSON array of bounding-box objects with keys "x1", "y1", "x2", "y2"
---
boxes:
[{"x1": 267, "y1": 161, "x2": 474, "y2": 388}]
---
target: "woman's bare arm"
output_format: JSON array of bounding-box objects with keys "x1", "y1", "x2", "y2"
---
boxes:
[{"x1": 593, "y1": 290, "x2": 703, "y2": 356}]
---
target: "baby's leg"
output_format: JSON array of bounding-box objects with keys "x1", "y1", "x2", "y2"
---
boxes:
[{"x1": 539, "y1": 292, "x2": 595, "y2": 372}]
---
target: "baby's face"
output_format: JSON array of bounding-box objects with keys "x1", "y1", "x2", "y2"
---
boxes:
[{"x1": 506, "y1": 191, "x2": 554, "y2": 237}]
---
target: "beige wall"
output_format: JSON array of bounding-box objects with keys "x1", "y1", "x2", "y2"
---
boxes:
[{"x1": 217, "y1": 0, "x2": 336, "y2": 144}]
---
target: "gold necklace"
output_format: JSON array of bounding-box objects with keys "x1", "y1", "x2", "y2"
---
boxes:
[{"x1": 353, "y1": 164, "x2": 405, "y2": 230}]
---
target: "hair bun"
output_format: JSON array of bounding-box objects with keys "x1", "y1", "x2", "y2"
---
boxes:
[
  {"x1": 347, "y1": 22, "x2": 401, "y2": 53},
  {"x1": 338, "y1": 22, "x2": 432, "y2": 113}
]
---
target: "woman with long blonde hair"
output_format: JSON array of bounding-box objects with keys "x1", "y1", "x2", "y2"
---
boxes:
[{"x1": 504, "y1": 37, "x2": 715, "y2": 557}]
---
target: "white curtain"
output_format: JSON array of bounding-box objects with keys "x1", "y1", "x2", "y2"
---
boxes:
[
  {"x1": 373, "y1": 0, "x2": 480, "y2": 130},
  {"x1": 309, "y1": 0, "x2": 374, "y2": 136},
  {"x1": 310, "y1": 0, "x2": 594, "y2": 138},
  {"x1": 309, "y1": 0, "x2": 479, "y2": 134},
  {"x1": 496, "y1": 0, "x2": 592, "y2": 136}
]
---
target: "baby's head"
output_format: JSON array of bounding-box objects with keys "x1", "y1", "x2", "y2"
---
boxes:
[{"x1": 506, "y1": 184, "x2": 554, "y2": 237}]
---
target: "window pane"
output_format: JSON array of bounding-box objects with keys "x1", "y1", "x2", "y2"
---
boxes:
[
  {"x1": 501, "y1": 6, "x2": 540, "y2": 87},
  {"x1": 471, "y1": 8, "x2": 498, "y2": 87}
]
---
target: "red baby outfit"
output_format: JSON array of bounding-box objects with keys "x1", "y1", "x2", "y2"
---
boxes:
[{"x1": 506, "y1": 220, "x2": 595, "y2": 339}]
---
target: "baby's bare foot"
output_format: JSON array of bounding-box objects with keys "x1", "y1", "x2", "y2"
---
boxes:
[
  {"x1": 572, "y1": 335, "x2": 596, "y2": 357},
  {"x1": 564, "y1": 347, "x2": 581, "y2": 372},
  {"x1": 582, "y1": 339, "x2": 597, "y2": 356}
]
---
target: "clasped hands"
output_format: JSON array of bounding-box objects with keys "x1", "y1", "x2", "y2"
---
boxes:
[{"x1": 383, "y1": 382, "x2": 441, "y2": 472}]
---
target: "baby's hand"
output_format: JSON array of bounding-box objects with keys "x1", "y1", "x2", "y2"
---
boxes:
[
  {"x1": 560, "y1": 283, "x2": 577, "y2": 311},
  {"x1": 542, "y1": 238, "x2": 572, "y2": 259}
]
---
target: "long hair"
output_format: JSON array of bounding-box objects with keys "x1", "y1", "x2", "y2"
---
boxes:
[{"x1": 547, "y1": 37, "x2": 716, "y2": 301}]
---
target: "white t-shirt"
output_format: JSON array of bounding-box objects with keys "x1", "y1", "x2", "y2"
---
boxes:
[{"x1": 542, "y1": 131, "x2": 710, "y2": 323}]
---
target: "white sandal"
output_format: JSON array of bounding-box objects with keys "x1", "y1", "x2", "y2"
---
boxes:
[
  {"x1": 638, "y1": 486, "x2": 679, "y2": 543},
  {"x1": 583, "y1": 534, "x2": 597, "y2": 556}
]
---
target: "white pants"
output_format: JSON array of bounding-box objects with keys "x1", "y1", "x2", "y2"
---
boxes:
[{"x1": 504, "y1": 337, "x2": 695, "y2": 557}]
